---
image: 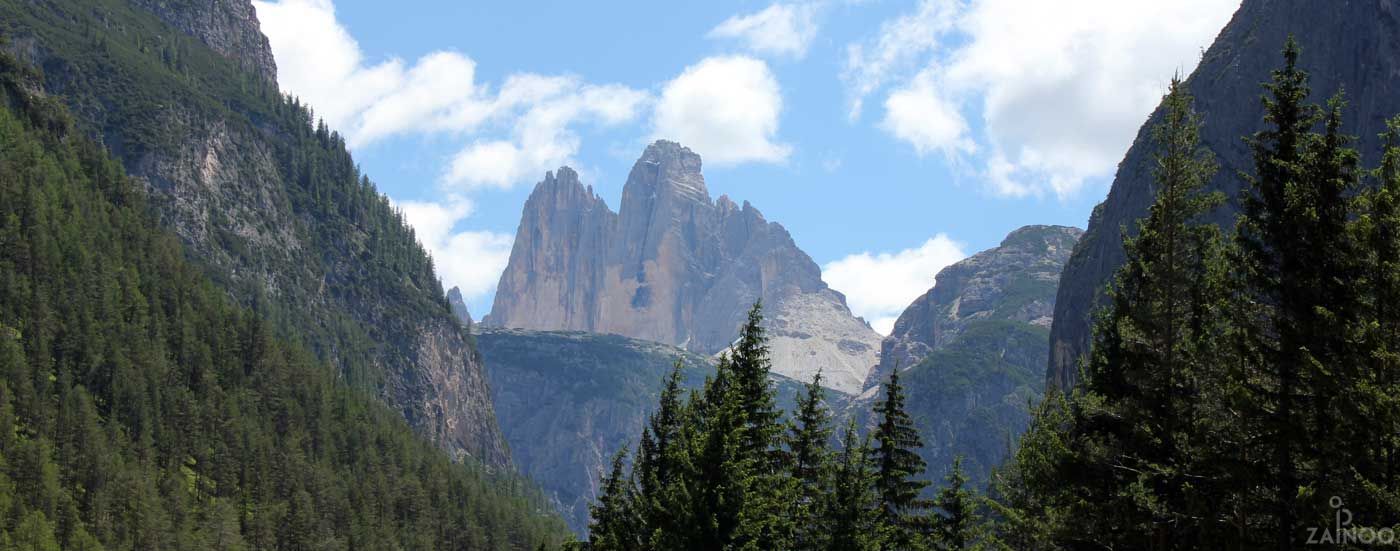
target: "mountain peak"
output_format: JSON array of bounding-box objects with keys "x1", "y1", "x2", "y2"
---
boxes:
[
  {"x1": 625, "y1": 140, "x2": 709, "y2": 205},
  {"x1": 447, "y1": 287, "x2": 472, "y2": 326},
  {"x1": 491, "y1": 141, "x2": 882, "y2": 394},
  {"x1": 998, "y1": 224, "x2": 1085, "y2": 251},
  {"x1": 869, "y1": 224, "x2": 1082, "y2": 390}
]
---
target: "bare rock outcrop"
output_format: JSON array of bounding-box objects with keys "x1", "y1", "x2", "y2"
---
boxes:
[{"x1": 487, "y1": 141, "x2": 881, "y2": 394}]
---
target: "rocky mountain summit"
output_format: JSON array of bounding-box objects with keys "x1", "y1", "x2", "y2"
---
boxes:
[
  {"x1": 487, "y1": 141, "x2": 881, "y2": 394},
  {"x1": 870, "y1": 225, "x2": 1082, "y2": 390},
  {"x1": 1049, "y1": 0, "x2": 1400, "y2": 390},
  {"x1": 131, "y1": 0, "x2": 279, "y2": 83},
  {"x1": 851, "y1": 225, "x2": 1080, "y2": 486},
  {"x1": 448, "y1": 286, "x2": 473, "y2": 326}
]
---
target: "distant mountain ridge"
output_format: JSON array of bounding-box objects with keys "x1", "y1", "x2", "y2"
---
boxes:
[
  {"x1": 1049, "y1": 0, "x2": 1400, "y2": 390},
  {"x1": 486, "y1": 141, "x2": 882, "y2": 394},
  {"x1": 871, "y1": 225, "x2": 1082, "y2": 390},
  {"x1": 853, "y1": 224, "x2": 1080, "y2": 487}
]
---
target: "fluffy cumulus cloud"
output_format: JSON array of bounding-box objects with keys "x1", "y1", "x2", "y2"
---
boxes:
[
  {"x1": 396, "y1": 198, "x2": 515, "y2": 309},
  {"x1": 847, "y1": 0, "x2": 1240, "y2": 197},
  {"x1": 253, "y1": 0, "x2": 648, "y2": 191},
  {"x1": 443, "y1": 77, "x2": 649, "y2": 189},
  {"x1": 652, "y1": 56, "x2": 791, "y2": 166},
  {"x1": 708, "y1": 3, "x2": 821, "y2": 59},
  {"x1": 881, "y1": 68, "x2": 974, "y2": 157},
  {"x1": 822, "y1": 235, "x2": 966, "y2": 335}
]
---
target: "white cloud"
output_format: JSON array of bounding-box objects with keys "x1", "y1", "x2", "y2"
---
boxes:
[
  {"x1": 253, "y1": 0, "x2": 648, "y2": 190},
  {"x1": 822, "y1": 235, "x2": 967, "y2": 335},
  {"x1": 847, "y1": 0, "x2": 1240, "y2": 197},
  {"x1": 708, "y1": 3, "x2": 821, "y2": 59},
  {"x1": 881, "y1": 68, "x2": 974, "y2": 157},
  {"x1": 652, "y1": 56, "x2": 791, "y2": 166},
  {"x1": 841, "y1": 0, "x2": 956, "y2": 120},
  {"x1": 444, "y1": 79, "x2": 649, "y2": 189},
  {"x1": 397, "y1": 199, "x2": 515, "y2": 308}
]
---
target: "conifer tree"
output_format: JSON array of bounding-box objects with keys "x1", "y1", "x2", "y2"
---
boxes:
[
  {"x1": 1233, "y1": 37, "x2": 1363, "y2": 545},
  {"x1": 872, "y1": 370, "x2": 932, "y2": 549},
  {"x1": 825, "y1": 420, "x2": 881, "y2": 551},
  {"x1": 689, "y1": 353, "x2": 748, "y2": 550},
  {"x1": 994, "y1": 76, "x2": 1232, "y2": 550},
  {"x1": 729, "y1": 301, "x2": 793, "y2": 550},
  {"x1": 633, "y1": 362, "x2": 693, "y2": 548},
  {"x1": 787, "y1": 371, "x2": 834, "y2": 550},
  {"x1": 1351, "y1": 116, "x2": 1400, "y2": 518},
  {"x1": 1076, "y1": 76, "x2": 1230, "y2": 548},
  {"x1": 931, "y1": 457, "x2": 980, "y2": 550},
  {"x1": 589, "y1": 448, "x2": 641, "y2": 551}
]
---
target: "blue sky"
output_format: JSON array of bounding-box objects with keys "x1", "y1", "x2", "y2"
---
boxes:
[{"x1": 251, "y1": 0, "x2": 1239, "y2": 333}]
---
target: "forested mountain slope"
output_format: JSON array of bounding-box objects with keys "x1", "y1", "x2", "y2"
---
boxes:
[
  {"x1": 0, "y1": 55, "x2": 568, "y2": 549},
  {"x1": 0, "y1": 0, "x2": 507, "y2": 465}
]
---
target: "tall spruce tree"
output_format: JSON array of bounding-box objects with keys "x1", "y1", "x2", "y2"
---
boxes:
[
  {"x1": 993, "y1": 77, "x2": 1232, "y2": 550},
  {"x1": 589, "y1": 448, "x2": 641, "y2": 550},
  {"x1": 932, "y1": 457, "x2": 980, "y2": 551},
  {"x1": 873, "y1": 370, "x2": 932, "y2": 550},
  {"x1": 1233, "y1": 37, "x2": 1364, "y2": 546},
  {"x1": 787, "y1": 372, "x2": 835, "y2": 550},
  {"x1": 730, "y1": 302, "x2": 793, "y2": 550},
  {"x1": 689, "y1": 353, "x2": 746, "y2": 550},
  {"x1": 634, "y1": 362, "x2": 694, "y2": 548},
  {"x1": 1347, "y1": 116, "x2": 1400, "y2": 520},
  {"x1": 825, "y1": 420, "x2": 881, "y2": 551},
  {"x1": 1076, "y1": 76, "x2": 1230, "y2": 548}
]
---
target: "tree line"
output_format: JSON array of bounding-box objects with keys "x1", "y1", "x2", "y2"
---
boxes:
[
  {"x1": 582, "y1": 301, "x2": 978, "y2": 550},
  {"x1": 584, "y1": 37, "x2": 1400, "y2": 550}
]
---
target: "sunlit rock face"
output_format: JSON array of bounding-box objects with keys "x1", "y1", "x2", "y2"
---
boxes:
[{"x1": 487, "y1": 140, "x2": 881, "y2": 394}]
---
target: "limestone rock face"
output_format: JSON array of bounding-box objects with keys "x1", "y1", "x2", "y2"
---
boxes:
[
  {"x1": 487, "y1": 141, "x2": 881, "y2": 394},
  {"x1": 1049, "y1": 0, "x2": 1400, "y2": 390},
  {"x1": 132, "y1": 0, "x2": 278, "y2": 83},
  {"x1": 870, "y1": 225, "x2": 1082, "y2": 389},
  {"x1": 448, "y1": 286, "x2": 472, "y2": 326}
]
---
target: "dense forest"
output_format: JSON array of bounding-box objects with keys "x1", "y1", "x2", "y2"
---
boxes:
[
  {"x1": 0, "y1": 0, "x2": 510, "y2": 466},
  {"x1": 0, "y1": 52, "x2": 568, "y2": 549},
  {"x1": 584, "y1": 39, "x2": 1400, "y2": 550}
]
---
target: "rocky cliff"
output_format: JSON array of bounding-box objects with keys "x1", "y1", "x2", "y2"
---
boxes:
[
  {"x1": 131, "y1": 0, "x2": 279, "y2": 83},
  {"x1": 0, "y1": 0, "x2": 509, "y2": 465},
  {"x1": 487, "y1": 141, "x2": 882, "y2": 394},
  {"x1": 448, "y1": 286, "x2": 473, "y2": 326},
  {"x1": 1048, "y1": 0, "x2": 1400, "y2": 390},
  {"x1": 852, "y1": 225, "x2": 1079, "y2": 487},
  {"x1": 871, "y1": 225, "x2": 1082, "y2": 389}
]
